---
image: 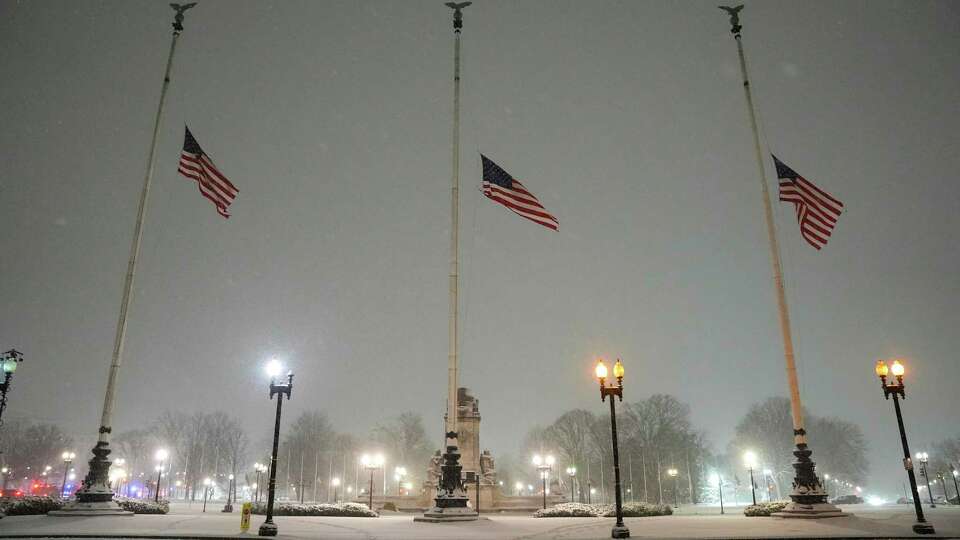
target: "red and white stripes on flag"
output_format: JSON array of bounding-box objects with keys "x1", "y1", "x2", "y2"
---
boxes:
[
  {"x1": 773, "y1": 154, "x2": 843, "y2": 250},
  {"x1": 481, "y1": 154, "x2": 559, "y2": 231},
  {"x1": 177, "y1": 126, "x2": 238, "y2": 218}
]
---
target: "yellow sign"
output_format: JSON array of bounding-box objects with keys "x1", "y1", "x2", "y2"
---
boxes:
[{"x1": 240, "y1": 502, "x2": 252, "y2": 531}]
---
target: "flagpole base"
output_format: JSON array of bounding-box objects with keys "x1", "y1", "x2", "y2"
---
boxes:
[
  {"x1": 50, "y1": 441, "x2": 132, "y2": 516},
  {"x1": 772, "y1": 442, "x2": 845, "y2": 519},
  {"x1": 415, "y1": 441, "x2": 478, "y2": 523}
]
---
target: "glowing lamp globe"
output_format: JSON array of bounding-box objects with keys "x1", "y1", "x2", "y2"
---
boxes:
[
  {"x1": 265, "y1": 358, "x2": 283, "y2": 378},
  {"x1": 2, "y1": 359, "x2": 17, "y2": 373},
  {"x1": 595, "y1": 359, "x2": 608, "y2": 380},
  {"x1": 546, "y1": 455, "x2": 555, "y2": 466},
  {"x1": 891, "y1": 360, "x2": 905, "y2": 377},
  {"x1": 874, "y1": 360, "x2": 888, "y2": 378},
  {"x1": 743, "y1": 450, "x2": 758, "y2": 468},
  {"x1": 613, "y1": 358, "x2": 624, "y2": 379},
  {"x1": 155, "y1": 448, "x2": 169, "y2": 462}
]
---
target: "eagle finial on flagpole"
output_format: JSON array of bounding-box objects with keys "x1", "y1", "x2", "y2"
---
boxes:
[
  {"x1": 445, "y1": 2, "x2": 471, "y2": 32},
  {"x1": 170, "y1": 2, "x2": 197, "y2": 34},
  {"x1": 718, "y1": 4, "x2": 744, "y2": 35}
]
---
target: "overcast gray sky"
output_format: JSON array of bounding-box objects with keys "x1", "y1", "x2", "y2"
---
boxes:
[{"x1": 1, "y1": 0, "x2": 958, "y2": 497}]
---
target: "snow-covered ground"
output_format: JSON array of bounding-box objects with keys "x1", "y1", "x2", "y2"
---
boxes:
[{"x1": 0, "y1": 504, "x2": 958, "y2": 538}]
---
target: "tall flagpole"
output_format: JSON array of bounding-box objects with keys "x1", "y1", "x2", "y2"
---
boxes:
[
  {"x1": 54, "y1": 3, "x2": 196, "y2": 515},
  {"x1": 417, "y1": 1, "x2": 477, "y2": 522},
  {"x1": 718, "y1": 5, "x2": 840, "y2": 517}
]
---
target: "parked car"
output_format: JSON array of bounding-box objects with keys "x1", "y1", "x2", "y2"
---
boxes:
[
  {"x1": 0, "y1": 488, "x2": 24, "y2": 498},
  {"x1": 831, "y1": 495, "x2": 864, "y2": 505}
]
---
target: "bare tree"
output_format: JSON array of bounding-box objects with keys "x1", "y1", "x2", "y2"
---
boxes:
[{"x1": 371, "y1": 412, "x2": 432, "y2": 485}]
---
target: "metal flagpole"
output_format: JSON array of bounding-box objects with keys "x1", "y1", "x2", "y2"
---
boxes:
[
  {"x1": 718, "y1": 5, "x2": 839, "y2": 517},
  {"x1": 54, "y1": 3, "x2": 196, "y2": 515},
  {"x1": 417, "y1": 2, "x2": 477, "y2": 522}
]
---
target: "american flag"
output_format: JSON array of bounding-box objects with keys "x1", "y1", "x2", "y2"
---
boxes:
[
  {"x1": 177, "y1": 126, "x2": 238, "y2": 218},
  {"x1": 773, "y1": 154, "x2": 843, "y2": 250},
  {"x1": 481, "y1": 154, "x2": 558, "y2": 231}
]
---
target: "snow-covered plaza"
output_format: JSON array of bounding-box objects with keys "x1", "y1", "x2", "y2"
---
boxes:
[{"x1": 2, "y1": 504, "x2": 960, "y2": 539}]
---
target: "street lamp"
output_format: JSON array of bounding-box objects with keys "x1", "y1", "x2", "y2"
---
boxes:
[
  {"x1": 762, "y1": 469, "x2": 773, "y2": 502},
  {"x1": 595, "y1": 357, "x2": 630, "y2": 539},
  {"x1": 154, "y1": 448, "x2": 168, "y2": 503},
  {"x1": 60, "y1": 452, "x2": 76, "y2": 498},
  {"x1": 0, "y1": 350, "x2": 24, "y2": 429},
  {"x1": 566, "y1": 467, "x2": 577, "y2": 503},
  {"x1": 202, "y1": 477, "x2": 212, "y2": 513},
  {"x1": 667, "y1": 468, "x2": 679, "y2": 508},
  {"x1": 532, "y1": 454, "x2": 554, "y2": 510},
  {"x1": 331, "y1": 477, "x2": 341, "y2": 503},
  {"x1": 361, "y1": 454, "x2": 384, "y2": 511},
  {"x1": 222, "y1": 473, "x2": 235, "y2": 513},
  {"x1": 915, "y1": 452, "x2": 935, "y2": 508},
  {"x1": 394, "y1": 466, "x2": 407, "y2": 496},
  {"x1": 823, "y1": 474, "x2": 830, "y2": 499},
  {"x1": 875, "y1": 359, "x2": 935, "y2": 534},
  {"x1": 514, "y1": 481, "x2": 523, "y2": 496},
  {"x1": 950, "y1": 465, "x2": 960, "y2": 505},
  {"x1": 743, "y1": 451, "x2": 758, "y2": 506},
  {"x1": 254, "y1": 462, "x2": 268, "y2": 503},
  {"x1": 259, "y1": 359, "x2": 293, "y2": 537},
  {"x1": 709, "y1": 473, "x2": 724, "y2": 514}
]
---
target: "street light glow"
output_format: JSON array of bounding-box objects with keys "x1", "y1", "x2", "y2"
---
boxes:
[
  {"x1": 595, "y1": 359, "x2": 608, "y2": 380},
  {"x1": 743, "y1": 450, "x2": 758, "y2": 468},
  {"x1": 891, "y1": 359, "x2": 905, "y2": 377},
  {"x1": 265, "y1": 358, "x2": 283, "y2": 378},
  {"x1": 155, "y1": 448, "x2": 169, "y2": 462}
]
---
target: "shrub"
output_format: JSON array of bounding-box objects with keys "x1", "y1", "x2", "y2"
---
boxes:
[
  {"x1": 0, "y1": 496, "x2": 64, "y2": 515},
  {"x1": 744, "y1": 500, "x2": 789, "y2": 516},
  {"x1": 115, "y1": 497, "x2": 169, "y2": 514},
  {"x1": 250, "y1": 501, "x2": 377, "y2": 517},
  {"x1": 381, "y1": 501, "x2": 398, "y2": 512},
  {"x1": 604, "y1": 502, "x2": 673, "y2": 517},
  {"x1": 534, "y1": 502, "x2": 603, "y2": 517},
  {"x1": 534, "y1": 501, "x2": 673, "y2": 518}
]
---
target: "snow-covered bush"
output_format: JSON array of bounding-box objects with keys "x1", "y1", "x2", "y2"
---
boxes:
[
  {"x1": 115, "y1": 497, "x2": 169, "y2": 514},
  {"x1": 534, "y1": 501, "x2": 673, "y2": 518},
  {"x1": 534, "y1": 502, "x2": 604, "y2": 517},
  {"x1": 0, "y1": 496, "x2": 64, "y2": 515},
  {"x1": 744, "y1": 500, "x2": 789, "y2": 516},
  {"x1": 250, "y1": 501, "x2": 377, "y2": 517},
  {"x1": 603, "y1": 501, "x2": 673, "y2": 517}
]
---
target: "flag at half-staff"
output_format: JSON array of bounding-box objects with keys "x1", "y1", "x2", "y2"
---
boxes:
[
  {"x1": 773, "y1": 155, "x2": 843, "y2": 250},
  {"x1": 481, "y1": 154, "x2": 559, "y2": 231},
  {"x1": 177, "y1": 126, "x2": 238, "y2": 218}
]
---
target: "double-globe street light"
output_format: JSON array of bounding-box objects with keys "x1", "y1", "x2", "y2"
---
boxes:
[
  {"x1": 915, "y1": 452, "x2": 935, "y2": 509},
  {"x1": 666, "y1": 468, "x2": 679, "y2": 508},
  {"x1": 875, "y1": 358, "x2": 935, "y2": 535},
  {"x1": 595, "y1": 358, "x2": 630, "y2": 539},
  {"x1": 259, "y1": 359, "x2": 293, "y2": 537},
  {"x1": 565, "y1": 467, "x2": 577, "y2": 503},
  {"x1": 743, "y1": 450, "x2": 758, "y2": 506},
  {"x1": 253, "y1": 462, "x2": 268, "y2": 503},
  {"x1": 361, "y1": 454, "x2": 385, "y2": 511},
  {"x1": 60, "y1": 452, "x2": 76, "y2": 498},
  {"x1": 331, "y1": 477, "x2": 341, "y2": 503},
  {"x1": 532, "y1": 454, "x2": 554, "y2": 510},
  {"x1": 0, "y1": 350, "x2": 24, "y2": 428},
  {"x1": 154, "y1": 448, "x2": 168, "y2": 503}
]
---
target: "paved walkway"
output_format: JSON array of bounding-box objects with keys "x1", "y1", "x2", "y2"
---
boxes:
[{"x1": 0, "y1": 504, "x2": 958, "y2": 539}]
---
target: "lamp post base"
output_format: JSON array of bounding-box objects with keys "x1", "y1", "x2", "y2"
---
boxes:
[
  {"x1": 611, "y1": 524, "x2": 631, "y2": 538},
  {"x1": 912, "y1": 522, "x2": 936, "y2": 535},
  {"x1": 50, "y1": 442, "x2": 133, "y2": 517},
  {"x1": 258, "y1": 521, "x2": 278, "y2": 536}
]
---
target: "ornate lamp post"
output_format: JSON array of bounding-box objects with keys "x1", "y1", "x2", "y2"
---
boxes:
[
  {"x1": 154, "y1": 448, "x2": 168, "y2": 503},
  {"x1": 254, "y1": 462, "x2": 267, "y2": 503},
  {"x1": 595, "y1": 358, "x2": 630, "y2": 539},
  {"x1": 394, "y1": 467, "x2": 407, "y2": 496},
  {"x1": 331, "y1": 477, "x2": 340, "y2": 503},
  {"x1": 950, "y1": 466, "x2": 960, "y2": 504},
  {"x1": 0, "y1": 350, "x2": 24, "y2": 429},
  {"x1": 667, "y1": 468, "x2": 680, "y2": 508},
  {"x1": 259, "y1": 359, "x2": 293, "y2": 537},
  {"x1": 566, "y1": 466, "x2": 577, "y2": 503},
  {"x1": 916, "y1": 453, "x2": 935, "y2": 508},
  {"x1": 222, "y1": 473, "x2": 234, "y2": 512},
  {"x1": 60, "y1": 452, "x2": 76, "y2": 498},
  {"x1": 532, "y1": 454, "x2": 554, "y2": 510},
  {"x1": 875, "y1": 359, "x2": 935, "y2": 534},
  {"x1": 823, "y1": 474, "x2": 831, "y2": 499},
  {"x1": 202, "y1": 477, "x2": 212, "y2": 512},
  {"x1": 743, "y1": 451, "x2": 758, "y2": 505},
  {"x1": 710, "y1": 473, "x2": 724, "y2": 514},
  {"x1": 361, "y1": 454, "x2": 384, "y2": 511}
]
